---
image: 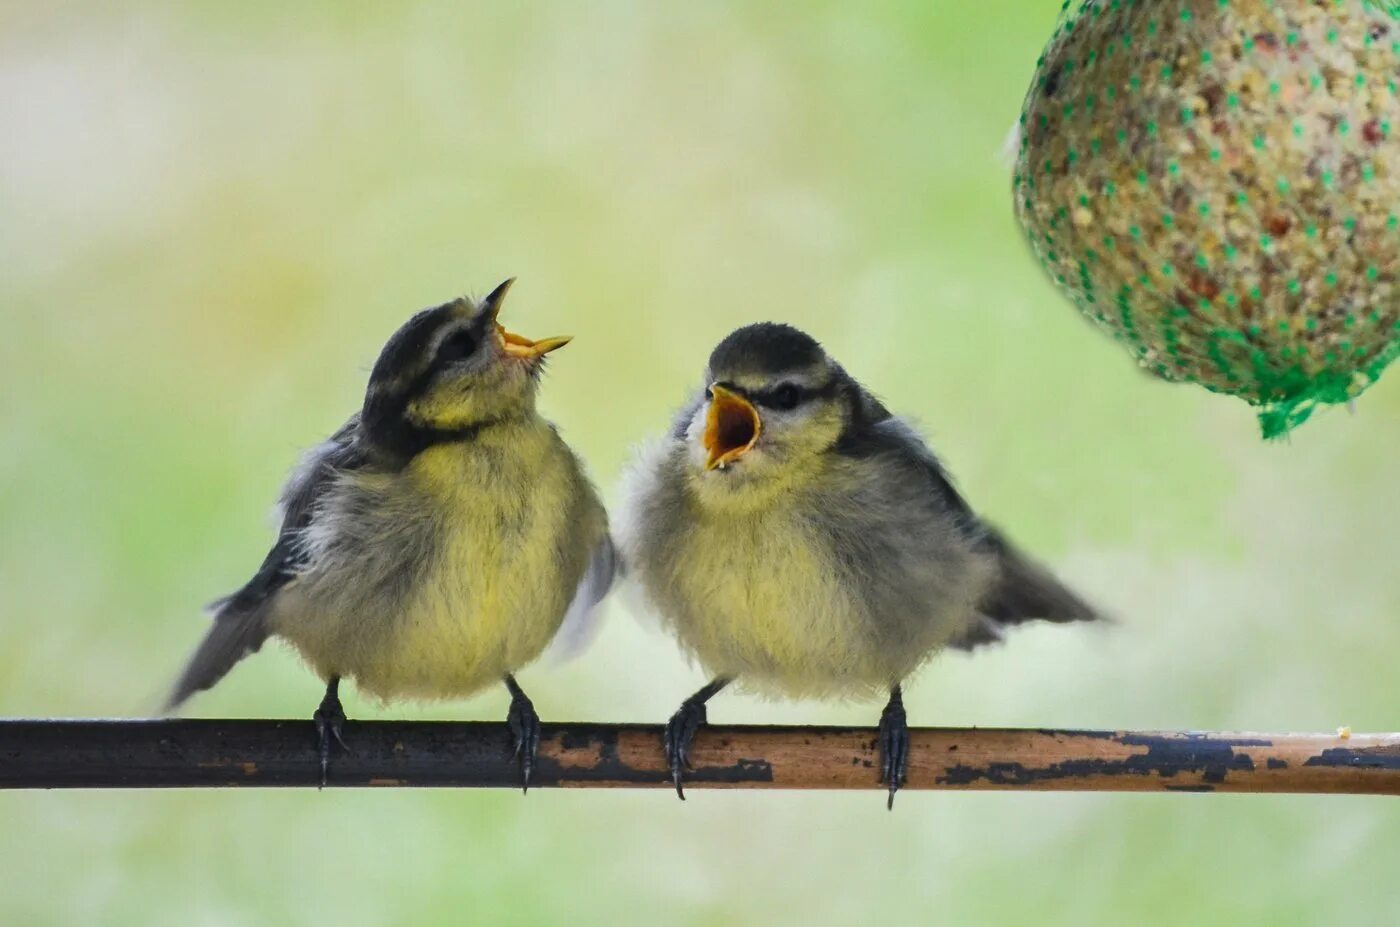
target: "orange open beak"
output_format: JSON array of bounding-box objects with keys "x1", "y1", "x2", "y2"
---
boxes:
[
  {"x1": 482, "y1": 278, "x2": 572, "y2": 360},
  {"x1": 703, "y1": 384, "x2": 761, "y2": 470},
  {"x1": 497, "y1": 325, "x2": 572, "y2": 359}
]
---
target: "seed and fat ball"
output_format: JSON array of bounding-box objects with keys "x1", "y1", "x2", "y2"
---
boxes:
[{"x1": 1015, "y1": 0, "x2": 1400, "y2": 436}]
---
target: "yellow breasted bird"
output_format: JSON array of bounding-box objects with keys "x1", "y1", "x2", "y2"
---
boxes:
[
  {"x1": 617, "y1": 323, "x2": 1098, "y2": 806},
  {"x1": 167, "y1": 280, "x2": 615, "y2": 788}
]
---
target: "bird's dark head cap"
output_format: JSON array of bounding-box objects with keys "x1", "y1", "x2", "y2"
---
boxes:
[{"x1": 707, "y1": 323, "x2": 827, "y2": 380}]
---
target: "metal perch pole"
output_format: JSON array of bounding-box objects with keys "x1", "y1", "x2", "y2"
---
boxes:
[{"x1": 2, "y1": 721, "x2": 1398, "y2": 794}]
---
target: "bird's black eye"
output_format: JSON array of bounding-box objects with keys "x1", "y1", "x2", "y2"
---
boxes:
[
  {"x1": 435, "y1": 328, "x2": 478, "y2": 366},
  {"x1": 769, "y1": 382, "x2": 801, "y2": 411}
]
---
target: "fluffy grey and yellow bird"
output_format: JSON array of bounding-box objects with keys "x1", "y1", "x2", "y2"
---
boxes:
[
  {"x1": 617, "y1": 323, "x2": 1099, "y2": 806},
  {"x1": 167, "y1": 280, "x2": 615, "y2": 787}
]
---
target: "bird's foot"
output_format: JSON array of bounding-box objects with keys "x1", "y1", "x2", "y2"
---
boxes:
[
  {"x1": 878, "y1": 688, "x2": 909, "y2": 810},
  {"x1": 313, "y1": 684, "x2": 350, "y2": 789},
  {"x1": 664, "y1": 699, "x2": 708, "y2": 800},
  {"x1": 506, "y1": 684, "x2": 541, "y2": 793}
]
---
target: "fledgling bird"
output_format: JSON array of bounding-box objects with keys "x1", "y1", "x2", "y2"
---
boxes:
[
  {"x1": 167, "y1": 280, "x2": 615, "y2": 788},
  {"x1": 617, "y1": 323, "x2": 1099, "y2": 806}
]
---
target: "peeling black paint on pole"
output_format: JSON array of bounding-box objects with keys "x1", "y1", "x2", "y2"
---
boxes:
[
  {"x1": 533, "y1": 727, "x2": 665, "y2": 787},
  {"x1": 936, "y1": 733, "x2": 1265, "y2": 788},
  {"x1": 1304, "y1": 745, "x2": 1400, "y2": 771}
]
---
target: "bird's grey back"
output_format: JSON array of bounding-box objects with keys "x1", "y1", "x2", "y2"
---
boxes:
[
  {"x1": 847, "y1": 416, "x2": 1101, "y2": 648},
  {"x1": 816, "y1": 418, "x2": 1000, "y2": 660}
]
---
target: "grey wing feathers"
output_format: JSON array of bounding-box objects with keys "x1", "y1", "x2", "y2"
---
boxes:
[
  {"x1": 868, "y1": 418, "x2": 1101, "y2": 652},
  {"x1": 544, "y1": 534, "x2": 621, "y2": 662},
  {"x1": 863, "y1": 417, "x2": 981, "y2": 533},
  {"x1": 165, "y1": 416, "x2": 366, "y2": 711}
]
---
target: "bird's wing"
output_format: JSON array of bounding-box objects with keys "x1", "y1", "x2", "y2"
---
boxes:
[
  {"x1": 543, "y1": 533, "x2": 621, "y2": 663},
  {"x1": 165, "y1": 415, "x2": 367, "y2": 710},
  {"x1": 866, "y1": 417, "x2": 1101, "y2": 653},
  {"x1": 859, "y1": 415, "x2": 982, "y2": 533}
]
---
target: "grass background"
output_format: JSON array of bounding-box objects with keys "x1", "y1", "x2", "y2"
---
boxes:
[{"x1": 3, "y1": 1, "x2": 1399, "y2": 923}]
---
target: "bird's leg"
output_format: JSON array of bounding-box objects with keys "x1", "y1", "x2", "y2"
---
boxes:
[
  {"x1": 878, "y1": 684, "x2": 909, "y2": 810},
  {"x1": 312, "y1": 675, "x2": 350, "y2": 789},
  {"x1": 504, "y1": 674, "x2": 541, "y2": 793},
  {"x1": 664, "y1": 677, "x2": 732, "y2": 800}
]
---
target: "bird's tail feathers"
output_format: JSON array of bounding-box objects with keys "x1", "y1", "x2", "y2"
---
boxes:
[
  {"x1": 979, "y1": 527, "x2": 1101, "y2": 626},
  {"x1": 164, "y1": 598, "x2": 270, "y2": 713}
]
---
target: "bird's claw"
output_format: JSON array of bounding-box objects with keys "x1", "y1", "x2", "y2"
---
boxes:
[
  {"x1": 313, "y1": 697, "x2": 350, "y2": 789},
  {"x1": 507, "y1": 689, "x2": 541, "y2": 793},
  {"x1": 878, "y1": 692, "x2": 909, "y2": 810},
  {"x1": 664, "y1": 700, "x2": 708, "y2": 800}
]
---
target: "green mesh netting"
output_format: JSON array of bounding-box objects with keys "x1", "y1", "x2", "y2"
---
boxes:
[{"x1": 1014, "y1": 0, "x2": 1400, "y2": 437}]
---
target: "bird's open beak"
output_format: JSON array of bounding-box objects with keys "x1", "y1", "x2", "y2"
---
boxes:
[
  {"x1": 704, "y1": 384, "x2": 761, "y2": 470},
  {"x1": 499, "y1": 327, "x2": 572, "y2": 359},
  {"x1": 482, "y1": 278, "x2": 572, "y2": 360}
]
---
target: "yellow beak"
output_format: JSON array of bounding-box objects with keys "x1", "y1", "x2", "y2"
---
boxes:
[
  {"x1": 483, "y1": 278, "x2": 572, "y2": 359},
  {"x1": 498, "y1": 326, "x2": 573, "y2": 359},
  {"x1": 703, "y1": 384, "x2": 761, "y2": 470}
]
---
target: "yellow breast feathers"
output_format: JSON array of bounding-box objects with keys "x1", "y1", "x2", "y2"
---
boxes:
[{"x1": 276, "y1": 420, "x2": 602, "y2": 701}]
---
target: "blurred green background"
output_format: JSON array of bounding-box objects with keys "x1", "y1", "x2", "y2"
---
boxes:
[{"x1": 3, "y1": 2, "x2": 1399, "y2": 924}]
